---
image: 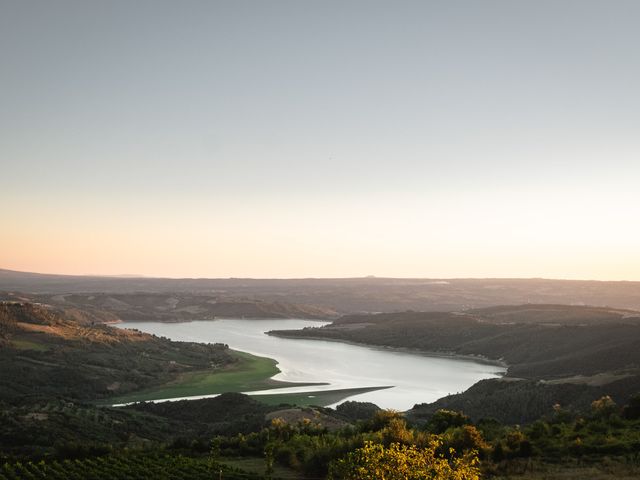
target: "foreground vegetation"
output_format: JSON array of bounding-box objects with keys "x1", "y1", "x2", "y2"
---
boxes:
[
  {"x1": 4, "y1": 394, "x2": 639, "y2": 479},
  {"x1": 3, "y1": 300, "x2": 640, "y2": 478},
  {"x1": 0, "y1": 452, "x2": 261, "y2": 480},
  {"x1": 202, "y1": 394, "x2": 640, "y2": 479}
]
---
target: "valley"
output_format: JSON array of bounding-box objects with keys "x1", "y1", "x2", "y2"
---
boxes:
[
  {"x1": 114, "y1": 318, "x2": 503, "y2": 409},
  {"x1": 2, "y1": 278, "x2": 640, "y2": 479}
]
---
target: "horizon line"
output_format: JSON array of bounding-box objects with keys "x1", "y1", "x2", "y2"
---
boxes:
[{"x1": 0, "y1": 267, "x2": 638, "y2": 283}]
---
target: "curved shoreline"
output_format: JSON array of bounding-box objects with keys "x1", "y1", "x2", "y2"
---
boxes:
[
  {"x1": 113, "y1": 319, "x2": 506, "y2": 410},
  {"x1": 105, "y1": 349, "x2": 324, "y2": 406},
  {"x1": 267, "y1": 331, "x2": 509, "y2": 371},
  {"x1": 107, "y1": 316, "x2": 334, "y2": 325}
]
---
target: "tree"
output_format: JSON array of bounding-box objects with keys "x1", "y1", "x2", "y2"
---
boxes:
[
  {"x1": 445, "y1": 425, "x2": 489, "y2": 456},
  {"x1": 492, "y1": 442, "x2": 504, "y2": 463},
  {"x1": 382, "y1": 417, "x2": 415, "y2": 445},
  {"x1": 503, "y1": 429, "x2": 532, "y2": 458},
  {"x1": 622, "y1": 393, "x2": 640, "y2": 420},
  {"x1": 427, "y1": 410, "x2": 471, "y2": 434},
  {"x1": 591, "y1": 396, "x2": 617, "y2": 419},
  {"x1": 369, "y1": 409, "x2": 404, "y2": 431},
  {"x1": 264, "y1": 442, "x2": 275, "y2": 479},
  {"x1": 330, "y1": 440, "x2": 480, "y2": 480},
  {"x1": 209, "y1": 436, "x2": 222, "y2": 469}
]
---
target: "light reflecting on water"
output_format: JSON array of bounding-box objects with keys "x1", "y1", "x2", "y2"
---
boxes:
[{"x1": 117, "y1": 319, "x2": 504, "y2": 410}]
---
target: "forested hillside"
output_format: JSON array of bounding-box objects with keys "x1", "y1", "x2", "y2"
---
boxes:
[
  {"x1": 0, "y1": 302, "x2": 232, "y2": 402},
  {"x1": 270, "y1": 304, "x2": 640, "y2": 423},
  {"x1": 0, "y1": 290, "x2": 337, "y2": 322},
  {"x1": 271, "y1": 305, "x2": 640, "y2": 380}
]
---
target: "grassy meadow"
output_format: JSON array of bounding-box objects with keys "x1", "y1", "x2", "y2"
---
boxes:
[{"x1": 107, "y1": 350, "x2": 324, "y2": 405}]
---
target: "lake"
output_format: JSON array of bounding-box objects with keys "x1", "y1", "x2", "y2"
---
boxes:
[{"x1": 117, "y1": 318, "x2": 505, "y2": 410}]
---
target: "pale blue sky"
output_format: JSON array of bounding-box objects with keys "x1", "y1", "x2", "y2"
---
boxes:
[{"x1": 1, "y1": 1, "x2": 639, "y2": 278}]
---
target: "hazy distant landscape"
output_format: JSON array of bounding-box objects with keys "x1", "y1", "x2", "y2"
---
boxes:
[
  {"x1": 4, "y1": 0, "x2": 640, "y2": 478},
  {"x1": 4, "y1": 268, "x2": 640, "y2": 315},
  {"x1": 2, "y1": 270, "x2": 640, "y2": 478}
]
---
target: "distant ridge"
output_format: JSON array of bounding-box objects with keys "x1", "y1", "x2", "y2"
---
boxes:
[
  {"x1": 2, "y1": 268, "x2": 640, "y2": 312},
  {"x1": 2, "y1": 267, "x2": 638, "y2": 282}
]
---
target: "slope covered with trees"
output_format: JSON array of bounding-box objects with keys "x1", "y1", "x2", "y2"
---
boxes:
[
  {"x1": 270, "y1": 304, "x2": 640, "y2": 424},
  {"x1": 0, "y1": 302, "x2": 232, "y2": 402},
  {"x1": 270, "y1": 305, "x2": 640, "y2": 381}
]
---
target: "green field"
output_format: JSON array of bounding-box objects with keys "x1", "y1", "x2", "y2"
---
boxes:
[
  {"x1": 251, "y1": 385, "x2": 392, "y2": 407},
  {"x1": 10, "y1": 338, "x2": 49, "y2": 351},
  {"x1": 108, "y1": 350, "x2": 324, "y2": 404},
  {"x1": 108, "y1": 350, "x2": 390, "y2": 408}
]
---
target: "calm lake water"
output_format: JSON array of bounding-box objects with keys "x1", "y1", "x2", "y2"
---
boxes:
[{"x1": 117, "y1": 319, "x2": 505, "y2": 410}]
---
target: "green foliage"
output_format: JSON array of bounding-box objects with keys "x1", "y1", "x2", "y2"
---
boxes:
[
  {"x1": 0, "y1": 452, "x2": 260, "y2": 480},
  {"x1": 210, "y1": 436, "x2": 222, "y2": 468},
  {"x1": 443, "y1": 426, "x2": 489, "y2": 458},
  {"x1": 427, "y1": 409, "x2": 472, "y2": 434},
  {"x1": 622, "y1": 393, "x2": 640, "y2": 420},
  {"x1": 367, "y1": 409, "x2": 404, "y2": 431},
  {"x1": 274, "y1": 305, "x2": 640, "y2": 382},
  {"x1": 550, "y1": 403, "x2": 576, "y2": 424},
  {"x1": 263, "y1": 443, "x2": 274, "y2": 479},
  {"x1": 382, "y1": 417, "x2": 420, "y2": 446},
  {"x1": 4, "y1": 396, "x2": 640, "y2": 479},
  {"x1": 591, "y1": 396, "x2": 618, "y2": 419},
  {"x1": 0, "y1": 302, "x2": 233, "y2": 405},
  {"x1": 491, "y1": 442, "x2": 504, "y2": 463},
  {"x1": 335, "y1": 401, "x2": 380, "y2": 422},
  {"x1": 109, "y1": 351, "x2": 287, "y2": 404}
]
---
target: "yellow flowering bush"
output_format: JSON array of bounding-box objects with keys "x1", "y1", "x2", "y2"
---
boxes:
[{"x1": 330, "y1": 440, "x2": 480, "y2": 480}]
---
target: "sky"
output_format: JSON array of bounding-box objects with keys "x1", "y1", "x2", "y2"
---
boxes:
[{"x1": 1, "y1": 0, "x2": 639, "y2": 280}]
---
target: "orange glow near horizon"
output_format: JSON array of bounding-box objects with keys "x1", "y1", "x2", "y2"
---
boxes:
[{"x1": 2, "y1": 188, "x2": 639, "y2": 281}]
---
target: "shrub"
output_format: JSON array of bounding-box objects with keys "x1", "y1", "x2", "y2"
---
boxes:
[
  {"x1": 622, "y1": 394, "x2": 640, "y2": 420},
  {"x1": 427, "y1": 410, "x2": 471, "y2": 434},
  {"x1": 330, "y1": 440, "x2": 480, "y2": 480}
]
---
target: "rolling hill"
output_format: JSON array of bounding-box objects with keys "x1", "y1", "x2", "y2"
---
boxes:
[{"x1": 3, "y1": 268, "x2": 640, "y2": 313}]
